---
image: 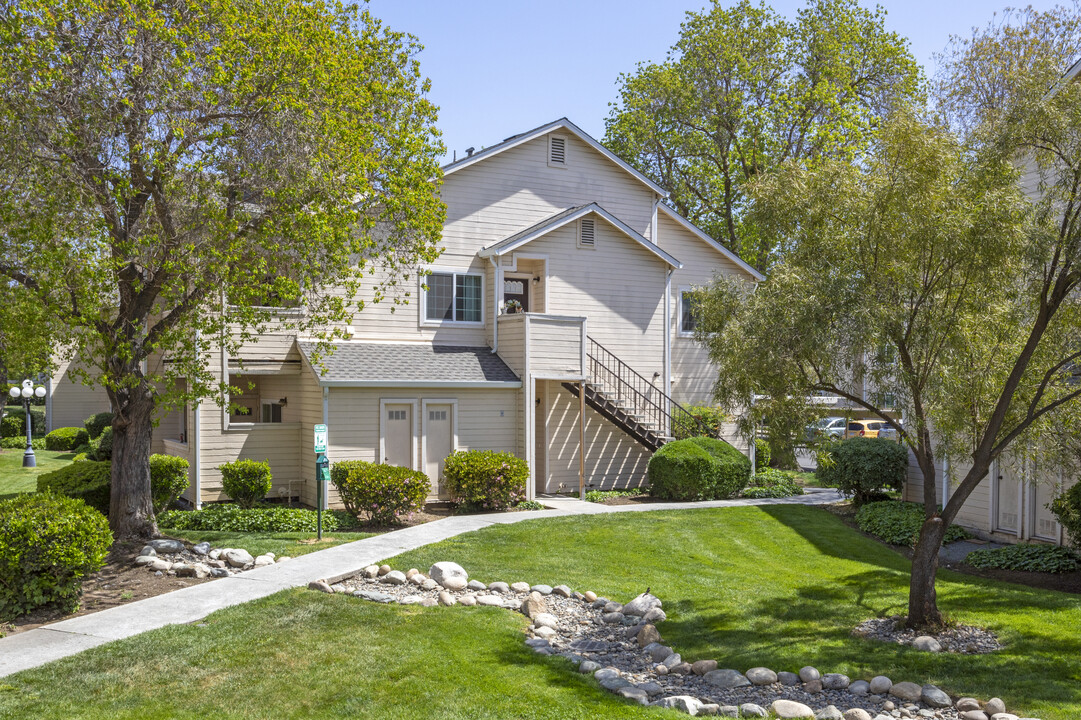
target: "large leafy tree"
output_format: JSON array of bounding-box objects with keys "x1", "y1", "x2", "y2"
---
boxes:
[
  {"x1": 0, "y1": 0, "x2": 445, "y2": 538},
  {"x1": 604, "y1": 0, "x2": 920, "y2": 270},
  {"x1": 699, "y1": 5, "x2": 1081, "y2": 628}
]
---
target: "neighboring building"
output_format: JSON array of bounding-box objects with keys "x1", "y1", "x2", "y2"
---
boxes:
[
  {"x1": 901, "y1": 62, "x2": 1081, "y2": 547},
  {"x1": 51, "y1": 118, "x2": 762, "y2": 507}
]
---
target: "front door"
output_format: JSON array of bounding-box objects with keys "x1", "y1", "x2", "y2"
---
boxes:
[
  {"x1": 424, "y1": 403, "x2": 453, "y2": 495},
  {"x1": 504, "y1": 277, "x2": 529, "y2": 312},
  {"x1": 384, "y1": 403, "x2": 413, "y2": 467},
  {"x1": 995, "y1": 456, "x2": 1022, "y2": 534}
]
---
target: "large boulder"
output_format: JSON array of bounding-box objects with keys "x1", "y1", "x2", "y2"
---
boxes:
[
  {"x1": 224, "y1": 549, "x2": 254, "y2": 568},
  {"x1": 429, "y1": 561, "x2": 468, "y2": 586},
  {"x1": 889, "y1": 682, "x2": 922, "y2": 703},
  {"x1": 623, "y1": 592, "x2": 662, "y2": 616},
  {"x1": 651, "y1": 696, "x2": 703, "y2": 715},
  {"x1": 771, "y1": 699, "x2": 815, "y2": 719},
  {"x1": 148, "y1": 538, "x2": 185, "y2": 554},
  {"x1": 703, "y1": 669, "x2": 751, "y2": 689}
]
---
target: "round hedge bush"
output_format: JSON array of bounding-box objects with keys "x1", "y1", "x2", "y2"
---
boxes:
[
  {"x1": 88, "y1": 426, "x2": 113, "y2": 461},
  {"x1": 1050, "y1": 482, "x2": 1081, "y2": 551},
  {"x1": 83, "y1": 411, "x2": 113, "y2": 440},
  {"x1": 443, "y1": 450, "x2": 528, "y2": 511},
  {"x1": 331, "y1": 460, "x2": 431, "y2": 525},
  {"x1": 45, "y1": 426, "x2": 90, "y2": 451},
  {"x1": 648, "y1": 436, "x2": 751, "y2": 501},
  {"x1": 0, "y1": 493, "x2": 113, "y2": 619},
  {"x1": 817, "y1": 436, "x2": 906, "y2": 506},
  {"x1": 150, "y1": 454, "x2": 190, "y2": 514},
  {"x1": 0, "y1": 413, "x2": 23, "y2": 438},
  {"x1": 219, "y1": 459, "x2": 272, "y2": 509}
]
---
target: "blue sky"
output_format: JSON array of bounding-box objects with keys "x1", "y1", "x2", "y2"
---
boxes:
[{"x1": 367, "y1": 0, "x2": 1069, "y2": 163}]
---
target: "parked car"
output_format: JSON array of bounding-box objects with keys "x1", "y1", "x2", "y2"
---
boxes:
[
  {"x1": 807, "y1": 416, "x2": 846, "y2": 441},
  {"x1": 878, "y1": 419, "x2": 903, "y2": 441},
  {"x1": 845, "y1": 419, "x2": 883, "y2": 439}
]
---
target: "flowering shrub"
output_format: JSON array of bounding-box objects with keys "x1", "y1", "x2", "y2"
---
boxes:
[
  {"x1": 331, "y1": 460, "x2": 430, "y2": 525},
  {"x1": 443, "y1": 450, "x2": 528, "y2": 511}
]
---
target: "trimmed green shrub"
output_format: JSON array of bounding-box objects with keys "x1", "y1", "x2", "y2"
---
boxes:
[
  {"x1": 754, "y1": 438, "x2": 772, "y2": 468},
  {"x1": 87, "y1": 426, "x2": 113, "y2": 461},
  {"x1": 673, "y1": 405, "x2": 726, "y2": 440},
  {"x1": 36, "y1": 461, "x2": 113, "y2": 515},
  {"x1": 1050, "y1": 482, "x2": 1081, "y2": 550},
  {"x1": 158, "y1": 504, "x2": 344, "y2": 533},
  {"x1": 45, "y1": 426, "x2": 89, "y2": 451},
  {"x1": 331, "y1": 460, "x2": 430, "y2": 525},
  {"x1": 150, "y1": 454, "x2": 190, "y2": 514},
  {"x1": 516, "y1": 500, "x2": 546, "y2": 511},
  {"x1": 1, "y1": 407, "x2": 46, "y2": 438},
  {"x1": 0, "y1": 436, "x2": 45, "y2": 450},
  {"x1": 855, "y1": 501, "x2": 970, "y2": 547},
  {"x1": 0, "y1": 492, "x2": 113, "y2": 618},
  {"x1": 443, "y1": 450, "x2": 528, "y2": 511},
  {"x1": 0, "y1": 413, "x2": 22, "y2": 438},
  {"x1": 83, "y1": 412, "x2": 113, "y2": 440},
  {"x1": 648, "y1": 437, "x2": 751, "y2": 501},
  {"x1": 818, "y1": 437, "x2": 906, "y2": 506},
  {"x1": 965, "y1": 543, "x2": 1080, "y2": 573},
  {"x1": 742, "y1": 468, "x2": 804, "y2": 498},
  {"x1": 219, "y1": 459, "x2": 272, "y2": 509}
]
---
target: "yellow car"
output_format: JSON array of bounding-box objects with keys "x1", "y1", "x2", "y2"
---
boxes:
[{"x1": 845, "y1": 419, "x2": 883, "y2": 439}]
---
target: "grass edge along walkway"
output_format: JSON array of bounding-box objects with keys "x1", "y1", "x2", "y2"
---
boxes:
[{"x1": 0, "y1": 490, "x2": 842, "y2": 678}]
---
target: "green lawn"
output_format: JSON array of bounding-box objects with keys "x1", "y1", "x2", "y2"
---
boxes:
[
  {"x1": 166, "y1": 530, "x2": 375, "y2": 558},
  {"x1": 0, "y1": 448, "x2": 74, "y2": 499},
  {"x1": 2, "y1": 505, "x2": 1080, "y2": 719}
]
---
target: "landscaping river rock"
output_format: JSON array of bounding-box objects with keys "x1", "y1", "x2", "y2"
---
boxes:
[
  {"x1": 317, "y1": 563, "x2": 1038, "y2": 720},
  {"x1": 133, "y1": 540, "x2": 290, "y2": 578}
]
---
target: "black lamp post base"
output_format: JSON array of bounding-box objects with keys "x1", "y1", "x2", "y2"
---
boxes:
[{"x1": 22, "y1": 448, "x2": 36, "y2": 468}]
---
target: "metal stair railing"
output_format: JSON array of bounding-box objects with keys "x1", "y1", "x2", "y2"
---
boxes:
[{"x1": 586, "y1": 337, "x2": 710, "y2": 443}]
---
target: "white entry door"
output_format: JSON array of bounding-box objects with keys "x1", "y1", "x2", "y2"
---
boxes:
[
  {"x1": 1031, "y1": 465, "x2": 1062, "y2": 541},
  {"x1": 383, "y1": 402, "x2": 414, "y2": 468},
  {"x1": 995, "y1": 457, "x2": 1022, "y2": 534},
  {"x1": 424, "y1": 402, "x2": 454, "y2": 494}
]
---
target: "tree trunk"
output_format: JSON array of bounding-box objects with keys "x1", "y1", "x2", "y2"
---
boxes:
[
  {"x1": 108, "y1": 378, "x2": 158, "y2": 540},
  {"x1": 907, "y1": 515, "x2": 948, "y2": 629}
]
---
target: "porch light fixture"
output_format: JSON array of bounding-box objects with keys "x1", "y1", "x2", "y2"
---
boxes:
[{"x1": 8, "y1": 379, "x2": 46, "y2": 468}]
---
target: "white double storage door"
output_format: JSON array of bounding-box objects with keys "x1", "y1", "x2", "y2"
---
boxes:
[{"x1": 381, "y1": 400, "x2": 455, "y2": 492}]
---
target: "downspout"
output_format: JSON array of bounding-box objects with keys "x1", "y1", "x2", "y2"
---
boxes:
[
  {"x1": 489, "y1": 255, "x2": 500, "y2": 353},
  {"x1": 192, "y1": 330, "x2": 201, "y2": 509},
  {"x1": 664, "y1": 268, "x2": 672, "y2": 406}
]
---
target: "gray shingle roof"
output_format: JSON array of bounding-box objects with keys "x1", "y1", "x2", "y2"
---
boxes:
[{"x1": 298, "y1": 342, "x2": 521, "y2": 386}]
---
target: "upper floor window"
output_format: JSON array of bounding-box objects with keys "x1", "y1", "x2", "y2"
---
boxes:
[
  {"x1": 679, "y1": 290, "x2": 701, "y2": 336},
  {"x1": 424, "y1": 271, "x2": 483, "y2": 324}
]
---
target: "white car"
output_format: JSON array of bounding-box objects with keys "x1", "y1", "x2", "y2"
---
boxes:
[{"x1": 808, "y1": 416, "x2": 846, "y2": 441}]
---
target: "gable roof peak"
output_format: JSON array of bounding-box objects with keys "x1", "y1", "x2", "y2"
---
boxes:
[{"x1": 442, "y1": 118, "x2": 668, "y2": 197}]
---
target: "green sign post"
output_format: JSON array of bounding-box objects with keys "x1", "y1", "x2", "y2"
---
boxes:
[{"x1": 315, "y1": 424, "x2": 329, "y2": 540}]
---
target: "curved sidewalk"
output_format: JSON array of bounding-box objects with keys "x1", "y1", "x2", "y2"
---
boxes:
[{"x1": 0, "y1": 489, "x2": 842, "y2": 678}]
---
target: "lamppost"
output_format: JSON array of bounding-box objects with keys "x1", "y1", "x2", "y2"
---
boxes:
[{"x1": 8, "y1": 379, "x2": 46, "y2": 468}]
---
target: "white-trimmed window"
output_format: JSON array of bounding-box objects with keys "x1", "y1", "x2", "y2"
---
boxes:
[
  {"x1": 679, "y1": 289, "x2": 701, "y2": 336},
  {"x1": 260, "y1": 399, "x2": 283, "y2": 424},
  {"x1": 424, "y1": 271, "x2": 483, "y2": 324}
]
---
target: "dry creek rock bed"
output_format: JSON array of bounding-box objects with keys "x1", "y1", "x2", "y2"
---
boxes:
[{"x1": 313, "y1": 562, "x2": 1037, "y2": 720}]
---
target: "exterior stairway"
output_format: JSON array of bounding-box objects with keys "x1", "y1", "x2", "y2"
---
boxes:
[{"x1": 562, "y1": 337, "x2": 709, "y2": 452}]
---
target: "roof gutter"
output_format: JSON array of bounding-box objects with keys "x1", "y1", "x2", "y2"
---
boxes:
[{"x1": 317, "y1": 380, "x2": 523, "y2": 389}]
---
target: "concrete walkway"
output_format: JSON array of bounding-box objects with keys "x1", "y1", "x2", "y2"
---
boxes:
[{"x1": 0, "y1": 488, "x2": 842, "y2": 678}]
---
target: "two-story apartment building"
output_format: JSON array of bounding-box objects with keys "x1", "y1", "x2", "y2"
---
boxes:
[{"x1": 50, "y1": 118, "x2": 762, "y2": 508}]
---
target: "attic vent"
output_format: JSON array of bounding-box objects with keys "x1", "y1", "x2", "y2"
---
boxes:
[
  {"x1": 578, "y1": 218, "x2": 595, "y2": 248},
  {"x1": 548, "y1": 135, "x2": 567, "y2": 167}
]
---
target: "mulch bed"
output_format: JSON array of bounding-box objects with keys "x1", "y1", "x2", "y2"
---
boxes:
[{"x1": 1, "y1": 500, "x2": 554, "y2": 637}]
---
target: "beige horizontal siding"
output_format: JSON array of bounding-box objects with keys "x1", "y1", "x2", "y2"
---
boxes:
[
  {"x1": 528, "y1": 316, "x2": 584, "y2": 377},
  {"x1": 542, "y1": 380, "x2": 651, "y2": 493}
]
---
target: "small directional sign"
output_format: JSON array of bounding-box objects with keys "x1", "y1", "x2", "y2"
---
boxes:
[{"x1": 314, "y1": 424, "x2": 328, "y2": 454}]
